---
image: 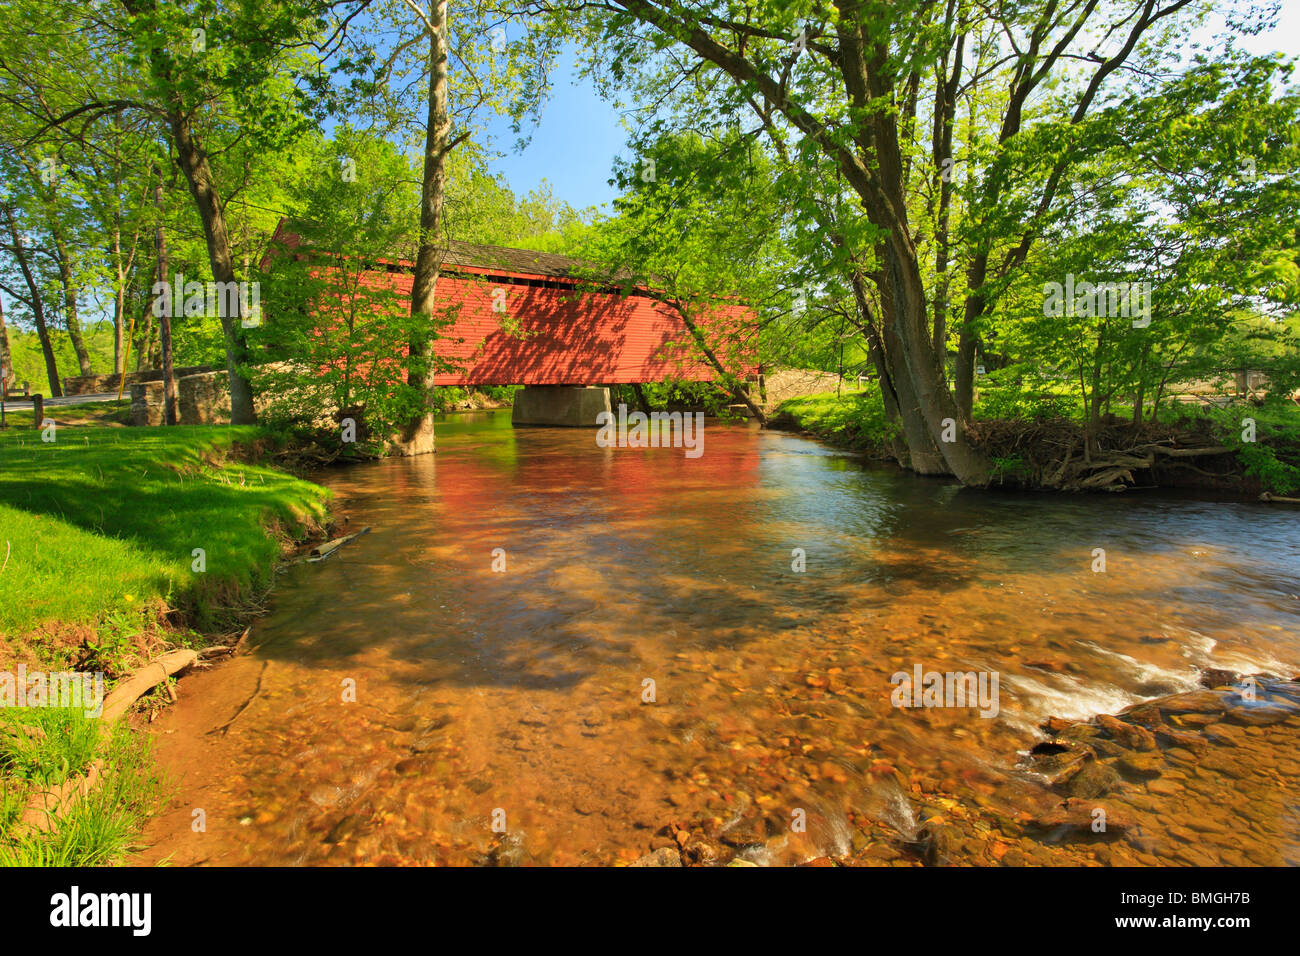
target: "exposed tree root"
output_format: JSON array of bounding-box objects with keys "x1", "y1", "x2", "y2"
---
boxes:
[{"x1": 970, "y1": 418, "x2": 1242, "y2": 492}]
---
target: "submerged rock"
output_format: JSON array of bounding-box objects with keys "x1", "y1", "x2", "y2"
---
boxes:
[
  {"x1": 1065, "y1": 760, "x2": 1121, "y2": 799},
  {"x1": 629, "y1": 847, "x2": 682, "y2": 867}
]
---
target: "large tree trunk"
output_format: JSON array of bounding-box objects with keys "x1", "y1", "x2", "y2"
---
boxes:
[
  {"x1": 51, "y1": 230, "x2": 93, "y2": 376},
  {"x1": 846, "y1": 266, "x2": 911, "y2": 466},
  {"x1": 2, "y1": 209, "x2": 62, "y2": 397},
  {"x1": 829, "y1": 1, "x2": 988, "y2": 485},
  {"x1": 881, "y1": 233, "x2": 986, "y2": 481},
  {"x1": 154, "y1": 174, "x2": 177, "y2": 425},
  {"x1": 871, "y1": 251, "x2": 947, "y2": 473},
  {"x1": 168, "y1": 115, "x2": 256, "y2": 425},
  {"x1": 953, "y1": 258, "x2": 986, "y2": 421},
  {"x1": 393, "y1": 0, "x2": 452, "y2": 457}
]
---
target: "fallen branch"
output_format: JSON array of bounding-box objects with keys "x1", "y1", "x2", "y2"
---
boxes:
[
  {"x1": 309, "y1": 526, "x2": 371, "y2": 561},
  {"x1": 1260, "y1": 492, "x2": 1300, "y2": 504},
  {"x1": 1146, "y1": 444, "x2": 1234, "y2": 458},
  {"x1": 100, "y1": 649, "x2": 200, "y2": 724}
]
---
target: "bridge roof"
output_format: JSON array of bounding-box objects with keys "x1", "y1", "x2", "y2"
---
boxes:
[
  {"x1": 271, "y1": 218, "x2": 621, "y2": 284},
  {"x1": 399, "y1": 237, "x2": 589, "y2": 280}
]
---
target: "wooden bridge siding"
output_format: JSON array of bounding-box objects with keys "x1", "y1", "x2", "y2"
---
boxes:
[{"x1": 383, "y1": 269, "x2": 751, "y2": 387}]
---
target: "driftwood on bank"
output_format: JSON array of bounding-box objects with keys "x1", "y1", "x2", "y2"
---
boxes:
[
  {"x1": 972, "y1": 418, "x2": 1244, "y2": 492},
  {"x1": 308, "y1": 526, "x2": 370, "y2": 561},
  {"x1": 16, "y1": 649, "x2": 199, "y2": 833},
  {"x1": 1038, "y1": 441, "x2": 1236, "y2": 492}
]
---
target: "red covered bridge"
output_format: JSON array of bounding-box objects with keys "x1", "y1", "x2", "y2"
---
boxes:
[{"x1": 269, "y1": 219, "x2": 757, "y2": 393}]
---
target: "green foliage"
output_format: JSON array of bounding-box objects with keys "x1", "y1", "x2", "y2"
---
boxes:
[
  {"x1": 1236, "y1": 442, "x2": 1300, "y2": 495},
  {"x1": 0, "y1": 425, "x2": 330, "y2": 637},
  {"x1": 777, "y1": 386, "x2": 899, "y2": 452},
  {"x1": 251, "y1": 130, "x2": 442, "y2": 447},
  {"x1": 973, "y1": 373, "x2": 1080, "y2": 422},
  {"x1": 981, "y1": 54, "x2": 1300, "y2": 429},
  {"x1": 0, "y1": 718, "x2": 163, "y2": 867},
  {"x1": 1169, "y1": 400, "x2": 1300, "y2": 494}
]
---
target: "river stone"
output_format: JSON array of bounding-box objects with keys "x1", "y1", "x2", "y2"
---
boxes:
[
  {"x1": 1158, "y1": 688, "x2": 1233, "y2": 716},
  {"x1": 1156, "y1": 726, "x2": 1208, "y2": 751},
  {"x1": 1203, "y1": 722, "x2": 1246, "y2": 746},
  {"x1": 919, "y1": 822, "x2": 958, "y2": 866},
  {"x1": 718, "y1": 810, "x2": 772, "y2": 848},
  {"x1": 1170, "y1": 713, "x2": 1218, "y2": 728},
  {"x1": 1224, "y1": 701, "x2": 1297, "y2": 726},
  {"x1": 1037, "y1": 798, "x2": 1135, "y2": 833},
  {"x1": 1041, "y1": 716, "x2": 1075, "y2": 734},
  {"x1": 1096, "y1": 714, "x2": 1157, "y2": 751},
  {"x1": 1118, "y1": 752, "x2": 1165, "y2": 778},
  {"x1": 629, "y1": 847, "x2": 682, "y2": 867},
  {"x1": 863, "y1": 842, "x2": 903, "y2": 861},
  {"x1": 1118, "y1": 703, "x2": 1164, "y2": 728},
  {"x1": 1146, "y1": 777, "x2": 1182, "y2": 797},
  {"x1": 1089, "y1": 738, "x2": 1132, "y2": 759},
  {"x1": 686, "y1": 840, "x2": 733, "y2": 866},
  {"x1": 1262, "y1": 681, "x2": 1300, "y2": 705},
  {"x1": 1174, "y1": 844, "x2": 1220, "y2": 867},
  {"x1": 1066, "y1": 760, "x2": 1121, "y2": 798},
  {"x1": 1056, "y1": 723, "x2": 1102, "y2": 743},
  {"x1": 1028, "y1": 742, "x2": 1092, "y2": 783},
  {"x1": 1199, "y1": 668, "x2": 1243, "y2": 689}
]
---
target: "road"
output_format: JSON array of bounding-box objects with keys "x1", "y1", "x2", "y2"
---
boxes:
[{"x1": 1, "y1": 391, "x2": 124, "y2": 412}]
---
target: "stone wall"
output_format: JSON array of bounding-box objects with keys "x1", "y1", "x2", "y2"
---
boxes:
[
  {"x1": 64, "y1": 365, "x2": 212, "y2": 397},
  {"x1": 511, "y1": 385, "x2": 612, "y2": 427},
  {"x1": 178, "y1": 371, "x2": 231, "y2": 425},
  {"x1": 129, "y1": 382, "x2": 165, "y2": 427},
  {"x1": 128, "y1": 370, "x2": 232, "y2": 426}
]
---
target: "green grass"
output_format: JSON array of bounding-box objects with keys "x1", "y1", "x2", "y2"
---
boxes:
[
  {"x1": 777, "y1": 386, "x2": 898, "y2": 451},
  {"x1": 0, "y1": 424, "x2": 331, "y2": 645},
  {"x1": 0, "y1": 708, "x2": 101, "y2": 786},
  {"x1": 0, "y1": 422, "x2": 326, "y2": 866},
  {"x1": 0, "y1": 715, "x2": 164, "y2": 866}
]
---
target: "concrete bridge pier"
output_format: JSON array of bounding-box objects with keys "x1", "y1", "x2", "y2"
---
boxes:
[{"x1": 511, "y1": 385, "x2": 611, "y2": 427}]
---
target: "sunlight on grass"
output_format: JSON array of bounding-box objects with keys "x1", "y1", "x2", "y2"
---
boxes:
[{"x1": 0, "y1": 425, "x2": 331, "y2": 638}]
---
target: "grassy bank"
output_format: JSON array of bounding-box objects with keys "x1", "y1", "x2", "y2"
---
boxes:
[
  {"x1": 776, "y1": 384, "x2": 1300, "y2": 494},
  {"x1": 773, "y1": 387, "x2": 898, "y2": 455},
  {"x1": 0, "y1": 423, "x2": 332, "y2": 864}
]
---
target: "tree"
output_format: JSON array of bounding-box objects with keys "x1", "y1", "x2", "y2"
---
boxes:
[
  {"x1": 0, "y1": 293, "x2": 14, "y2": 395},
  {"x1": 255, "y1": 129, "x2": 448, "y2": 446},
  {"x1": 574, "y1": 130, "x2": 786, "y2": 421},
  {"x1": 531, "y1": 0, "x2": 1248, "y2": 484},
  {"x1": 337, "y1": 0, "x2": 562, "y2": 452}
]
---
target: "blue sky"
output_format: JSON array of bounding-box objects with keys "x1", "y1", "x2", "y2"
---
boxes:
[{"x1": 482, "y1": 46, "x2": 627, "y2": 215}]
